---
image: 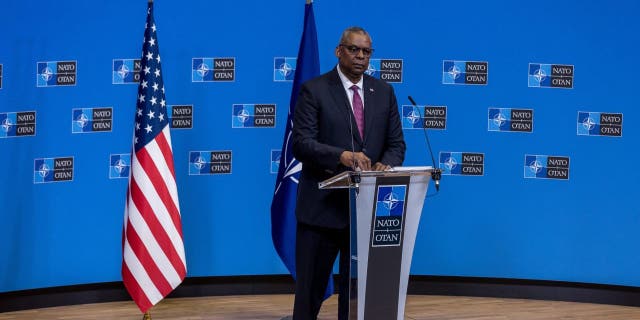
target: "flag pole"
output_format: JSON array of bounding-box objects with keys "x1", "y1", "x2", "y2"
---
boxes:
[
  {"x1": 143, "y1": 2, "x2": 153, "y2": 318},
  {"x1": 143, "y1": 0, "x2": 152, "y2": 306},
  {"x1": 142, "y1": 1, "x2": 152, "y2": 315},
  {"x1": 141, "y1": 0, "x2": 151, "y2": 316}
]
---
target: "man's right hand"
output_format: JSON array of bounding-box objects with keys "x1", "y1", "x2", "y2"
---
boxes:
[{"x1": 340, "y1": 151, "x2": 371, "y2": 171}]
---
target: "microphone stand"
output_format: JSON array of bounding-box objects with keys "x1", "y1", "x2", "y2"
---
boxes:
[
  {"x1": 347, "y1": 99, "x2": 360, "y2": 193},
  {"x1": 408, "y1": 96, "x2": 442, "y2": 191}
]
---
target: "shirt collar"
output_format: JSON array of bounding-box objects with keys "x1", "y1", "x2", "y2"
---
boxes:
[{"x1": 336, "y1": 65, "x2": 363, "y2": 91}]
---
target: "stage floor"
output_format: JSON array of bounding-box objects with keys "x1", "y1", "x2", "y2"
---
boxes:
[{"x1": 2, "y1": 294, "x2": 640, "y2": 319}]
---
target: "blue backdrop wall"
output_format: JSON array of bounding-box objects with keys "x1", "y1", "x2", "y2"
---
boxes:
[{"x1": 1, "y1": 0, "x2": 639, "y2": 293}]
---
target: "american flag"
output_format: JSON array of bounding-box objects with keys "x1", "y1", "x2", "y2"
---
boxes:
[{"x1": 122, "y1": 2, "x2": 186, "y2": 313}]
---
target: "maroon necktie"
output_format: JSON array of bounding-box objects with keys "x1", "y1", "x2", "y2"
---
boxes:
[{"x1": 350, "y1": 85, "x2": 364, "y2": 139}]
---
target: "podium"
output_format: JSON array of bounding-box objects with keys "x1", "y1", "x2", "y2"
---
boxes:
[{"x1": 319, "y1": 166, "x2": 433, "y2": 320}]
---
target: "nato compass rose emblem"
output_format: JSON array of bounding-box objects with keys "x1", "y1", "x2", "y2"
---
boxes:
[
  {"x1": 114, "y1": 159, "x2": 127, "y2": 174},
  {"x1": 76, "y1": 113, "x2": 89, "y2": 128},
  {"x1": 274, "y1": 126, "x2": 302, "y2": 195},
  {"x1": 237, "y1": 108, "x2": 250, "y2": 123},
  {"x1": 117, "y1": 63, "x2": 130, "y2": 79},
  {"x1": 582, "y1": 117, "x2": 596, "y2": 131},
  {"x1": 38, "y1": 163, "x2": 51, "y2": 178},
  {"x1": 365, "y1": 63, "x2": 376, "y2": 76},
  {"x1": 41, "y1": 66, "x2": 54, "y2": 82},
  {"x1": 407, "y1": 109, "x2": 421, "y2": 125},
  {"x1": 444, "y1": 156, "x2": 457, "y2": 171},
  {"x1": 193, "y1": 155, "x2": 206, "y2": 170},
  {"x1": 196, "y1": 62, "x2": 210, "y2": 78},
  {"x1": 448, "y1": 65, "x2": 462, "y2": 80},
  {"x1": 533, "y1": 68, "x2": 546, "y2": 83},
  {"x1": 493, "y1": 112, "x2": 507, "y2": 127},
  {"x1": 1, "y1": 118, "x2": 13, "y2": 132},
  {"x1": 277, "y1": 62, "x2": 293, "y2": 78},
  {"x1": 528, "y1": 160, "x2": 543, "y2": 174},
  {"x1": 382, "y1": 192, "x2": 400, "y2": 210}
]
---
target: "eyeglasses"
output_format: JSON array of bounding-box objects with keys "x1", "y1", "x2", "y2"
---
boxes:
[{"x1": 339, "y1": 44, "x2": 374, "y2": 57}]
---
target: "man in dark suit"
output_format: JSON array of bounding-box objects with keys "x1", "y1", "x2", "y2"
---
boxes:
[{"x1": 291, "y1": 26, "x2": 406, "y2": 320}]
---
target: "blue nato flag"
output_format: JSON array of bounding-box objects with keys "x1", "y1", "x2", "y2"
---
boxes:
[{"x1": 270, "y1": 1, "x2": 333, "y2": 299}]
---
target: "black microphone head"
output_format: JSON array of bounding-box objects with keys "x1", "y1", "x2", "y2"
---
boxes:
[{"x1": 432, "y1": 168, "x2": 442, "y2": 192}]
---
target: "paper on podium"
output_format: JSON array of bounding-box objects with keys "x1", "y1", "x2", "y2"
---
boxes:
[{"x1": 388, "y1": 166, "x2": 433, "y2": 172}]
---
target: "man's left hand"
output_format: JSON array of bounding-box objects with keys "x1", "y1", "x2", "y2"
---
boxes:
[{"x1": 372, "y1": 162, "x2": 391, "y2": 171}]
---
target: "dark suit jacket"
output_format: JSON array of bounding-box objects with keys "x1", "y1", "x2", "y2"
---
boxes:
[{"x1": 292, "y1": 67, "x2": 406, "y2": 229}]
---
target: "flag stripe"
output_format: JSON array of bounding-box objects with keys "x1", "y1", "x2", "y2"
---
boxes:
[
  {"x1": 130, "y1": 153, "x2": 186, "y2": 279},
  {"x1": 124, "y1": 217, "x2": 174, "y2": 296},
  {"x1": 133, "y1": 143, "x2": 186, "y2": 268},
  {"x1": 129, "y1": 176, "x2": 185, "y2": 284},
  {"x1": 123, "y1": 239, "x2": 163, "y2": 307},
  {"x1": 155, "y1": 128, "x2": 177, "y2": 181},
  {"x1": 122, "y1": 258, "x2": 153, "y2": 312},
  {"x1": 144, "y1": 130, "x2": 184, "y2": 238},
  {"x1": 134, "y1": 142, "x2": 181, "y2": 241}
]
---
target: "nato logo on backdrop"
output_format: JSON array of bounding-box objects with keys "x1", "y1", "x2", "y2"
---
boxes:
[
  {"x1": 168, "y1": 105, "x2": 193, "y2": 129},
  {"x1": 109, "y1": 154, "x2": 131, "y2": 179},
  {"x1": 189, "y1": 151, "x2": 232, "y2": 175},
  {"x1": 271, "y1": 150, "x2": 281, "y2": 174},
  {"x1": 401, "y1": 105, "x2": 447, "y2": 129},
  {"x1": 488, "y1": 108, "x2": 533, "y2": 133},
  {"x1": 71, "y1": 107, "x2": 113, "y2": 133},
  {"x1": 113, "y1": 59, "x2": 141, "y2": 84},
  {"x1": 232, "y1": 104, "x2": 276, "y2": 128},
  {"x1": 372, "y1": 185, "x2": 407, "y2": 247},
  {"x1": 577, "y1": 111, "x2": 622, "y2": 137},
  {"x1": 37, "y1": 61, "x2": 76, "y2": 87},
  {"x1": 274, "y1": 57, "x2": 296, "y2": 82},
  {"x1": 528, "y1": 63, "x2": 573, "y2": 88},
  {"x1": 366, "y1": 59, "x2": 403, "y2": 83},
  {"x1": 0, "y1": 111, "x2": 36, "y2": 138},
  {"x1": 524, "y1": 154, "x2": 570, "y2": 180},
  {"x1": 34, "y1": 157, "x2": 74, "y2": 184},
  {"x1": 442, "y1": 60, "x2": 488, "y2": 85},
  {"x1": 439, "y1": 152, "x2": 484, "y2": 176},
  {"x1": 192, "y1": 57, "x2": 235, "y2": 82}
]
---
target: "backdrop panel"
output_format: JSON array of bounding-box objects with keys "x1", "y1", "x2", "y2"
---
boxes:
[{"x1": 0, "y1": 0, "x2": 638, "y2": 292}]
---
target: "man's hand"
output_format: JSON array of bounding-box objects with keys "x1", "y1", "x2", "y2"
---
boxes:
[
  {"x1": 340, "y1": 151, "x2": 371, "y2": 171},
  {"x1": 372, "y1": 162, "x2": 391, "y2": 171}
]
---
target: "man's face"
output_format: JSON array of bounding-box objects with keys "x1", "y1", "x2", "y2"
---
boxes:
[{"x1": 336, "y1": 32, "x2": 372, "y2": 82}]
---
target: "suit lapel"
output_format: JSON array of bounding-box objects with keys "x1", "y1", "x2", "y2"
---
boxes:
[{"x1": 363, "y1": 76, "x2": 375, "y2": 143}]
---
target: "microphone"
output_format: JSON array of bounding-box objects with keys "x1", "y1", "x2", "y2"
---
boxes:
[
  {"x1": 346, "y1": 97, "x2": 360, "y2": 190},
  {"x1": 408, "y1": 95, "x2": 442, "y2": 192}
]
